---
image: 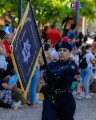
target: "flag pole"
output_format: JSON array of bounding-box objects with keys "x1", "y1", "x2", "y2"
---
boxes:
[
  {"x1": 42, "y1": 47, "x2": 49, "y2": 72},
  {"x1": 74, "y1": 0, "x2": 79, "y2": 36},
  {"x1": 18, "y1": 0, "x2": 22, "y2": 24}
]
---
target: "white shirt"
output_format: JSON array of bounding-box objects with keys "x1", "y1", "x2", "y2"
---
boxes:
[
  {"x1": 84, "y1": 50, "x2": 94, "y2": 68},
  {"x1": 51, "y1": 49, "x2": 59, "y2": 61},
  {"x1": 86, "y1": 37, "x2": 94, "y2": 45},
  {"x1": 70, "y1": 54, "x2": 79, "y2": 65},
  {"x1": 0, "y1": 55, "x2": 8, "y2": 70}
]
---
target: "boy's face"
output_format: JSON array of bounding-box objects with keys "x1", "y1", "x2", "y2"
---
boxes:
[
  {"x1": 5, "y1": 35, "x2": 13, "y2": 44},
  {"x1": 58, "y1": 48, "x2": 71, "y2": 61},
  {"x1": 6, "y1": 38, "x2": 12, "y2": 44},
  {"x1": 47, "y1": 39, "x2": 51, "y2": 46}
]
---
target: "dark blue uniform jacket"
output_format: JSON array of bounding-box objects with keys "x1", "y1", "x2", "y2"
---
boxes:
[{"x1": 44, "y1": 60, "x2": 78, "y2": 90}]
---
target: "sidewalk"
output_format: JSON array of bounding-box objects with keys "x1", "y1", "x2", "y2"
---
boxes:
[{"x1": 0, "y1": 94, "x2": 96, "y2": 120}]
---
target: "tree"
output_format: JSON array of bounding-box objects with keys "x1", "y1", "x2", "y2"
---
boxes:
[
  {"x1": 0, "y1": 0, "x2": 96, "y2": 26},
  {"x1": 30, "y1": 0, "x2": 69, "y2": 24},
  {"x1": 80, "y1": 0, "x2": 96, "y2": 23},
  {"x1": 0, "y1": 0, "x2": 73, "y2": 26}
]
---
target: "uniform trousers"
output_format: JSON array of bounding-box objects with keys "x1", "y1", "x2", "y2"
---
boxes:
[{"x1": 42, "y1": 93, "x2": 76, "y2": 120}]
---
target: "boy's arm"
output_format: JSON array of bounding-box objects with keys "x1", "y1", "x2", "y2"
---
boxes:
[{"x1": 2, "y1": 83, "x2": 16, "y2": 90}]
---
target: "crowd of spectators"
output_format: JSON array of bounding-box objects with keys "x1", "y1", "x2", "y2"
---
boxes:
[
  {"x1": 40, "y1": 22, "x2": 96, "y2": 101},
  {"x1": 0, "y1": 21, "x2": 96, "y2": 110}
]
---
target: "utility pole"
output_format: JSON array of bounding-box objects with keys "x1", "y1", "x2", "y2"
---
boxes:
[
  {"x1": 18, "y1": 0, "x2": 22, "y2": 24},
  {"x1": 74, "y1": 0, "x2": 80, "y2": 36}
]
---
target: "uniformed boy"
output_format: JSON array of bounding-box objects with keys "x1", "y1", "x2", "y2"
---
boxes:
[{"x1": 42, "y1": 41, "x2": 78, "y2": 120}]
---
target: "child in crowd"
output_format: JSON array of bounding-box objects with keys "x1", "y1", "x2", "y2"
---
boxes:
[
  {"x1": 76, "y1": 76, "x2": 84, "y2": 99},
  {"x1": 0, "y1": 78, "x2": 21, "y2": 110},
  {"x1": 72, "y1": 75, "x2": 84, "y2": 100}
]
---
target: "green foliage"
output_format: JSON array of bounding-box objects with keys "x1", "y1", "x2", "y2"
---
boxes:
[
  {"x1": 30, "y1": 0, "x2": 74, "y2": 25},
  {"x1": 80, "y1": 0, "x2": 96, "y2": 21},
  {"x1": 0, "y1": 0, "x2": 18, "y2": 16},
  {"x1": 0, "y1": 0, "x2": 96, "y2": 26}
]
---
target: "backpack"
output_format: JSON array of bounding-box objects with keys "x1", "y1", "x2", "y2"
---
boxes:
[{"x1": 79, "y1": 52, "x2": 88, "y2": 69}]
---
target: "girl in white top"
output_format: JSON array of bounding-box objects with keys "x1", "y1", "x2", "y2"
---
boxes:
[
  {"x1": 84, "y1": 49, "x2": 94, "y2": 69},
  {"x1": 80, "y1": 44, "x2": 95, "y2": 98}
]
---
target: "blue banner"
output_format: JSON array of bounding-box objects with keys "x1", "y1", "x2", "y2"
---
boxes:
[{"x1": 12, "y1": 2, "x2": 42, "y2": 98}]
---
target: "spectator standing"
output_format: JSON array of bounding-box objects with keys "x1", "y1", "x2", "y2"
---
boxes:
[
  {"x1": 80, "y1": 44, "x2": 95, "y2": 98},
  {"x1": 86, "y1": 32, "x2": 95, "y2": 45},
  {"x1": 28, "y1": 63, "x2": 40, "y2": 108},
  {"x1": 67, "y1": 23, "x2": 77, "y2": 47},
  {"x1": 0, "y1": 36, "x2": 8, "y2": 78},
  {"x1": 2, "y1": 34, "x2": 14, "y2": 75},
  {"x1": 82, "y1": 35, "x2": 87, "y2": 46},
  {"x1": 76, "y1": 32, "x2": 84, "y2": 47},
  {"x1": 44, "y1": 44, "x2": 54, "y2": 64}
]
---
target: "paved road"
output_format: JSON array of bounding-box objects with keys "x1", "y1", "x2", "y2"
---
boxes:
[{"x1": 0, "y1": 94, "x2": 96, "y2": 120}]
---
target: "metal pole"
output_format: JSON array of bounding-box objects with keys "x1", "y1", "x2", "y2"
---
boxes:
[
  {"x1": 18, "y1": 0, "x2": 22, "y2": 24},
  {"x1": 74, "y1": 0, "x2": 79, "y2": 36}
]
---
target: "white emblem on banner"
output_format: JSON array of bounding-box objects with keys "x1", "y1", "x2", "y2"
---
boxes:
[{"x1": 22, "y1": 39, "x2": 31, "y2": 63}]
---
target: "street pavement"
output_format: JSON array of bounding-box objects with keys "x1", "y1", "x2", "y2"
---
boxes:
[{"x1": 0, "y1": 93, "x2": 96, "y2": 120}]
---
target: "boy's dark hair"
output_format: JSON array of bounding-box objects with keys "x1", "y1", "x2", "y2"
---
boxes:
[
  {"x1": 71, "y1": 23, "x2": 76, "y2": 30},
  {"x1": 44, "y1": 38, "x2": 49, "y2": 43},
  {"x1": 44, "y1": 44, "x2": 50, "y2": 51},
  {"x1": 84, "y1": 44, "x2": 91, "y2": 51},
  {"x1": 0, "y1": 30, "x2": 6, "y2": 39},
  {"x1": 94, "y1": 36, "x2": 96, "y2": 41},
  {"x1": 78, "y1": 32, "x2": 83, "y2": 40},
  {"x1": 84, "y1": 35, "x2": 87, "y2": 42},
  {"x1": 81, "y1": 46, "x2": 85, "y2": 52}
]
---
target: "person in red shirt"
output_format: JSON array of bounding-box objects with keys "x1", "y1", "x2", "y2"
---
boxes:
[
  {"x1": 2, "y1": 34, "x2": 14, "y2": 75},
  {"x1": 46, "y1": 24, "x2": 61, "y2": 45}
]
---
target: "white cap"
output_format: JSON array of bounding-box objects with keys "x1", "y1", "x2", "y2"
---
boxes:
[
  {"x1": 90, "y1": 32, "x2": 95, "y2": 36},
  {"x1": 86, "y1": 38, "x2": 94, "y2": 45}
]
